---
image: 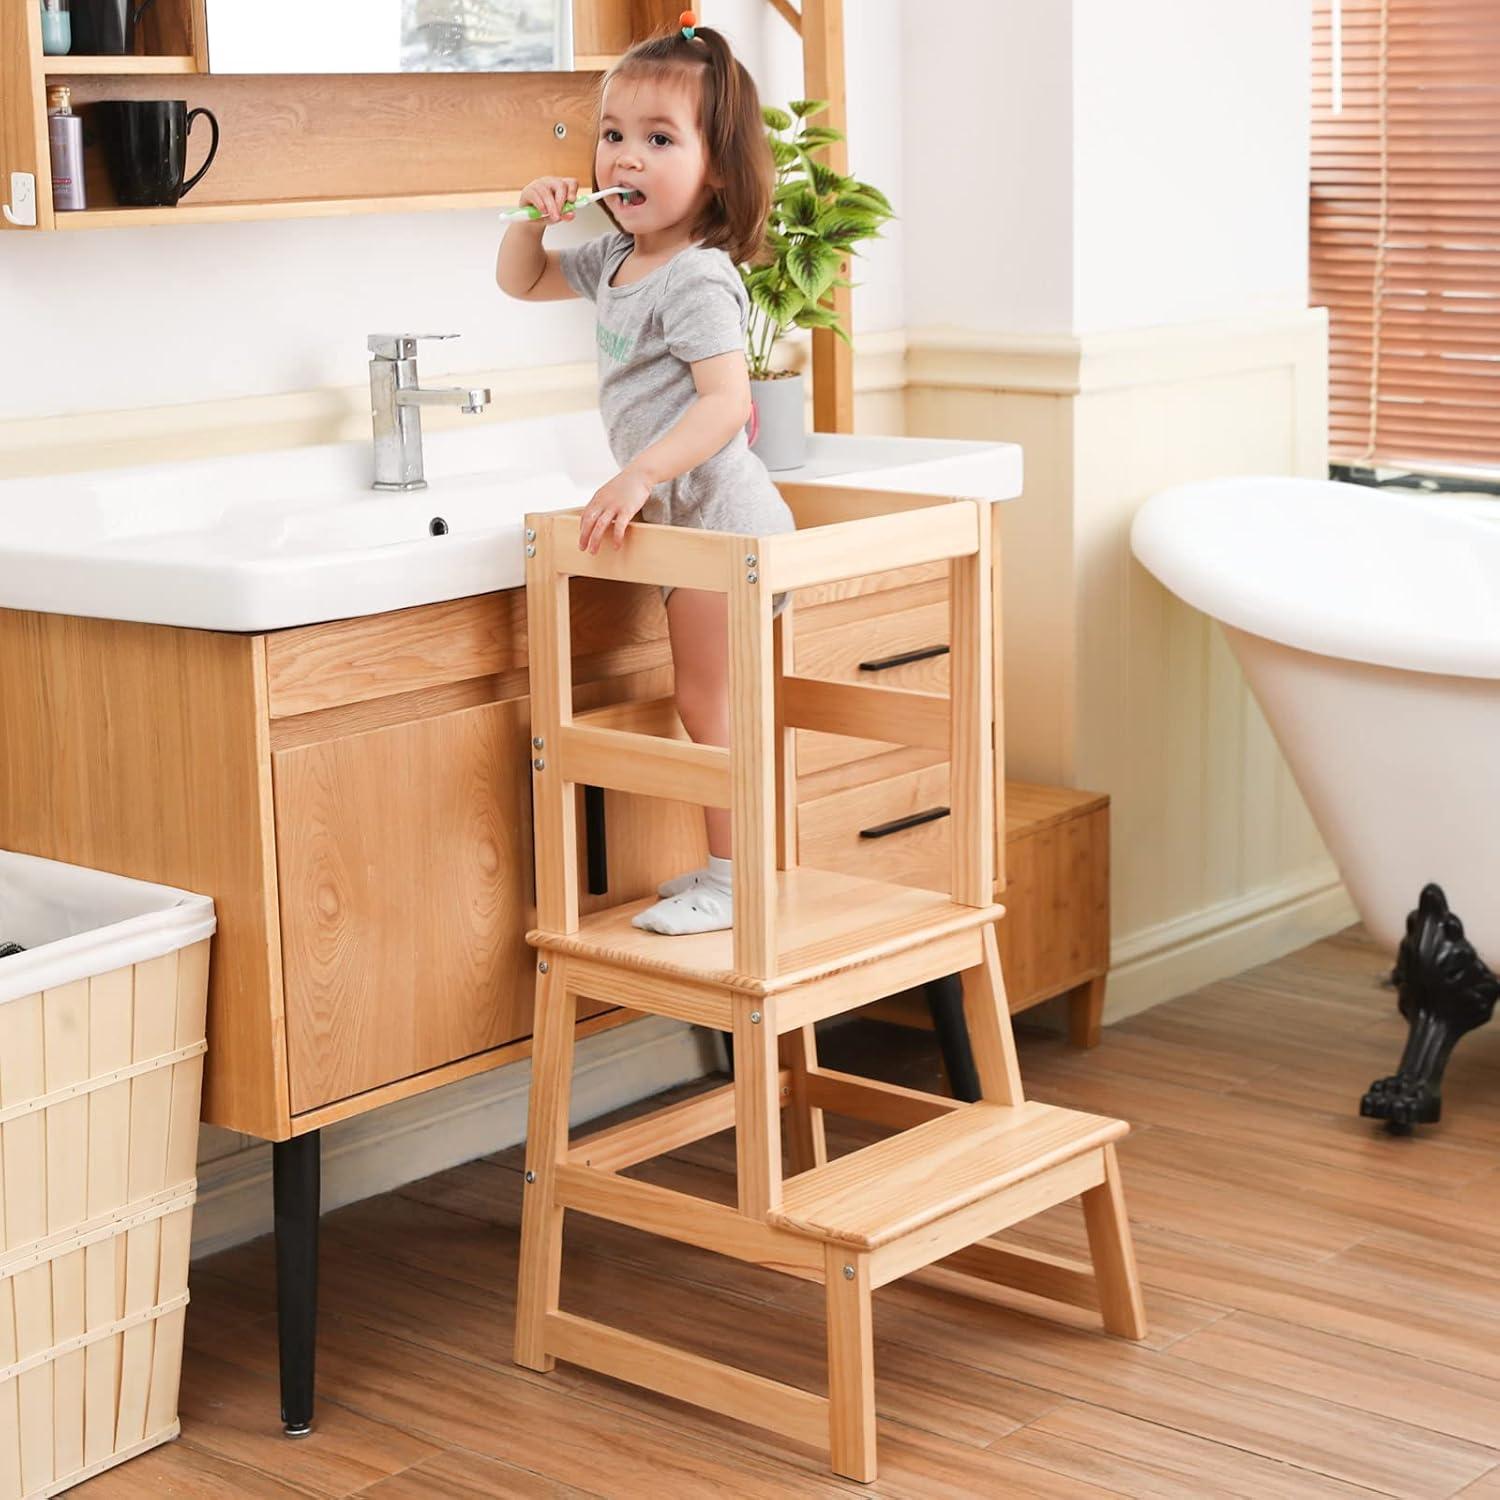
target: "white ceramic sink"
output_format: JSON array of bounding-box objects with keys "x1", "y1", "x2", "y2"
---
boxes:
[{"x1": 0, "y1": 409, "x2": 1022, "y2": 632}]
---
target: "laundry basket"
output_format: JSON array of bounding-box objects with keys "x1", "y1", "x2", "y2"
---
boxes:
[{"x1": 0, "y1": 851, "x2": 215, "y2": 1498}]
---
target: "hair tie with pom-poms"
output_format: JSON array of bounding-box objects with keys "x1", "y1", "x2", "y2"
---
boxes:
[{"x1": 680, "y1": 10, "x2": 697, "y2": 39}]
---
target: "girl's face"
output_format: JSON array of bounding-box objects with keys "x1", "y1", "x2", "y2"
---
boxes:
[{"x1": 597, "y1": 72, "x2": 714, "y2": 240}]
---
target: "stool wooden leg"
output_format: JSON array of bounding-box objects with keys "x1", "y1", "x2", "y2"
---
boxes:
[
  {"x1": 515, "y1": 961, "x2": 576, "y2": 1372},
  {"x1": 1068, "y1": 974, "x2": 1106, "y2": 1050},
  {"x1": 960, "y1": 924, "x2": 1024, "y2": 1106},
  {"x1": 734, "y1": 997, "x2": 783, "y2": 1217},
  {"x1": 825, "y1": 1247, "x2": 876, "y2": 1483},
  {"x1": 780, "y1": 1025, "x2": 827, "y2": 1176},
  {"x1": 1081, "y1": 1143, "x2": 1147, "y2": 1339}
]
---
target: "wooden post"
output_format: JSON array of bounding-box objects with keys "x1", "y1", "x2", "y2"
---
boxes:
[
  {"x1": 1, "y1": 0, "x2": 52, "y2": 232},
  {"x1": 527, "y1": 518, "x2": 579, "y2": 934},
  {"x1": 801, "y1": 0, "x2": 853, "y2": 434},
  {"x1": 728, "y1": 551, "x2": 778, "y2": 979},
  {"x1": 825, "y1": 1246, "x2": 876, "y2": 1482},
  {"x1": 514, "y1": 962, "x2": 577, "y2": 1370}
]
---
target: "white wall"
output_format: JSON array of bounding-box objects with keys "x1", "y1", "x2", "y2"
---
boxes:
[
  {"x1": 900, "y1": 0, "x2": 1308, "y2": 338},
  {"x1": 1071, "y1": 0, "x2": 1310, "y2": 332},
  {"x1": 0, "y1": 0, "x2": 904, "y2": 426},
  {"x1": 901, "y1": 1, "x2": 1074, "y2": 335}
]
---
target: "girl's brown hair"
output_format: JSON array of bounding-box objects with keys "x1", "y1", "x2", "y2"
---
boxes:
[{"x1": 594, "y1": 24, "x2": 773, "y2": 266}]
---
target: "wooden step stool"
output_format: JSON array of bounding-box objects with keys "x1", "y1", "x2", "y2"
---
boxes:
[{"x1": 515, "y1": 491, "x2": 1146, "y2": 1483}]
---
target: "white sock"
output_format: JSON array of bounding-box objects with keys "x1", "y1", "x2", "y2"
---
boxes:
[
  {"x1": 658, "y1": 867, "x2": 704, "y2": 897},
  {"x1": 657, "y1": 854, "x2": 730, "y2": 898},
  {"x1": 634, "y1": 856, "x2": 733, "y2": 935}
]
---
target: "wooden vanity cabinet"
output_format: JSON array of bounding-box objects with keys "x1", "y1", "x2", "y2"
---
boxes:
[{"x1": 0, "y1": 581, "x2": 704, "y2": 1142}]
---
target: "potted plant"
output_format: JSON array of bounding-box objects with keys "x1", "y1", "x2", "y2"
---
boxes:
[{"x1": 742, "y1": 100, "x2": 894, "y2": 470}]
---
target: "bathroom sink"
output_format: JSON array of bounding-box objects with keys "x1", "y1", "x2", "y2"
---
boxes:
[{"x1": 0, "y1": 410, "x2": 1021, "y2": 632}]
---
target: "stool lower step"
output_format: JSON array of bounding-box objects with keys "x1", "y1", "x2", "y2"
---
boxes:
[{"x1": 770, "y1": 1100, "x2": 1128, "y2": 1251}]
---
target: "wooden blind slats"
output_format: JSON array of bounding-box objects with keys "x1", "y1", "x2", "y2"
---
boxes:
[{"x1": 1312, "y1": 0, "x2": 1500, "y2": 469}]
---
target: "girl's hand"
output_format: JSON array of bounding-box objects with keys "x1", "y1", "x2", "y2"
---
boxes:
[
  {"x1": 518, "y1": 175, "x2": 580, "y2": 224},
  {"x1": 579, "y1": 468, "x2": 652, "y2": 553}
]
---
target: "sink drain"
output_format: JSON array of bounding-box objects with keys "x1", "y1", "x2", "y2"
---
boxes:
[{"x1": 429, "y1": 517, "x2": 449, "y2": 536}]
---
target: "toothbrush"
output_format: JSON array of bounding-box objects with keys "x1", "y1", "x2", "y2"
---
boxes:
[{"x1": 499, "y1": 186, "x2": 638, "y2": 222}]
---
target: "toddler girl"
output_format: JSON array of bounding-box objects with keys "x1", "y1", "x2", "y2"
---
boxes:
[{"x1": 496, "y1": 13, "x2": 794, "y2": 937}]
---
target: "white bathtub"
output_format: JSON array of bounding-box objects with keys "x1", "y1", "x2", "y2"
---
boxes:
[{"x1": 1131, "y1": 475, "x2": 1500, "y2": 964}]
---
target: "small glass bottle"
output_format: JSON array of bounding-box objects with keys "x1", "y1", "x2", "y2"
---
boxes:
[
  {"x1": 40, "y1": 0, "x2": 71, "y2": 56},
  {"x1": 47, "y1": 86, "x2": 86, "y2": 212}
]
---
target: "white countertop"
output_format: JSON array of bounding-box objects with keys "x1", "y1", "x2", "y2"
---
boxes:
[{"x1": 0, "y1": 411, "x2": 1022, "y2": 632}]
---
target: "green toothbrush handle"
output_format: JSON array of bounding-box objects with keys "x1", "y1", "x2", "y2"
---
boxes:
[{"x1": 502, "y1": 197, "x2": 586, "y2": 223}]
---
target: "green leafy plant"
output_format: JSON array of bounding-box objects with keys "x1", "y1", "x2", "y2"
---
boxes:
[{"x1": 742, "y1": 99, "x2": 894, "y2": 382}]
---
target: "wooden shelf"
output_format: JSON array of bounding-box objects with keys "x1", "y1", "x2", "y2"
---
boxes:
[
  {"x1": 54, "y1": 189, "x2": 523, "y2": 229},
  {"x1": 3, "y1": 0, "x2": 662, "y2": 235},
  {"x1": 43, "y1": 54, "x2": 198, "y2": 74},
  {"x1": 770, "y1": 1099, "x2": 1126, "y2": 1249},
  {"x1": 531, "y1": 867, "x2": 1003, "y2": 996}
]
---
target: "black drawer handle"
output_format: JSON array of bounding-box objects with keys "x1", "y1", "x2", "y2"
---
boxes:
[
  {"x1": 859, "y1": 806, "x2": 950, "y2": 840},
  {"x1": 858, "y1": 643, "x2": 949, "y2": 673}
]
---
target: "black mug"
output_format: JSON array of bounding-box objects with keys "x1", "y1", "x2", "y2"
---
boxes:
[
  {"x1": 96, "y1": 100, "x2": 219, "y2": 207},
  {"x1": 71, "y1": 0, "x2": 158, "y2": 55}
]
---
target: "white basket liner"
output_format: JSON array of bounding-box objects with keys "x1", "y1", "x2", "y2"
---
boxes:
[{"x1": 0, "y1": 849, "x2": 216, "y2": 1007}]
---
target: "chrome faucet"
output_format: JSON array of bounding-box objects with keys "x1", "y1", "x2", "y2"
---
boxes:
[{"x1": 367, "y1": 333, "x2": 491, "y2": 492}]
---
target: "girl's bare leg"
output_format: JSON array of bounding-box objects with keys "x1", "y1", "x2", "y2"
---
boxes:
[
  {"x1": 632, "y1": 587, "x2": 734, "y2": 933},
  {"x1": 666, "y1": 587, "x2": 731, "y2": 855}
]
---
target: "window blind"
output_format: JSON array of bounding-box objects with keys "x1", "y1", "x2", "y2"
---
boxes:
[{"x1": 1310, "y1": 0, "x2": 1500, "y2": 470}]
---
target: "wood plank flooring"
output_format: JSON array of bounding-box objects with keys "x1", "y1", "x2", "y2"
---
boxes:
[{"x1": 81, "y1": 922, "x2": 1500, "y2": 1497}]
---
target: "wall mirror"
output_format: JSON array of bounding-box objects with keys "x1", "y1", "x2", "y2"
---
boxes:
[{"x1": 204, "y1": 0, "x2": 574, "y2": 74}]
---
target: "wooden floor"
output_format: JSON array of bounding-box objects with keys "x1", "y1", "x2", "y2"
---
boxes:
[{"x1": 82, "y1": 922, "x2": 1500, "y2": 1498}]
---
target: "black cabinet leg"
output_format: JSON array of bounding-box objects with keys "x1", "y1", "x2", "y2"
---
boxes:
[
  {"x1": 924, "y1": 974, "x2": 982, "y2": 1102},
  {"x1": 583, "y1": 785, "x2": 608, "y2": 896},
  {"x1": 272, "y1": 1130, "x2": 320, "y2": 1437}
]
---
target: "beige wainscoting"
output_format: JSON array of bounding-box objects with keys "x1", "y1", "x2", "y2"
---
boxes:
[
  {"x1": 906, "y1": 309, "x2": 1354, "y2": 1024},
  {"x1": 0, "y1": 328, "x2": 910, "y2": 479}
]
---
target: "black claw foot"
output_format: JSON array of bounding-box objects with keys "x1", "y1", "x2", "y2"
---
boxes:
[
  {"x1": 1360, "y1": 883, "x2": 1498, "y2": 1134},
  {"x1": 1359, "y1": 1072, "x2": 1441, "y2": 1128}
]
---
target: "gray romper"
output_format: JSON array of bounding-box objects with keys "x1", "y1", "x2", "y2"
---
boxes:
[{"x1": 558, "y1": 232, "x2": 795, "y2": 603}]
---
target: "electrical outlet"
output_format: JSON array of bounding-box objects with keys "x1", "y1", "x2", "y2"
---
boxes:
[{"x1": 3, "y1": 173, "x2": 37, "y2": 227}]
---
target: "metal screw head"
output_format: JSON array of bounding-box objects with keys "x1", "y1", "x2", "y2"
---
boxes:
[
  {"x1": 525, "y1": 527, "x2": 536, "y2": 541},
  {"x1": 744, "y1": 553, "x2": 758, "y2": 566},
  {"x1": 538, "y1": 960, "x2": 550, "y2": 973},
  {"x1": 554, "y1": 122, "x2": 567, "y2": 139},
  {"x1": 525, "y1": 544, "x2": 536, "y2": 558},
  {"x1": 525, "y1": 1169, "x2": 536, "y2": 1183},
  {"x1": 746, "y1": 571, "x2": 759, "y2": 584},
  {"x1": 842, "y1": 1263, "x2": 855, "y2": 1280},
  {"x1": 749, "y1": 1010, "x2": 762, "y2": 1025},
  {"x1": 532, "y1": 736, "x2": 544, "y2": 749},
  {"x1": 533, "y1": 757, "x2": 546, "y2": 770}
]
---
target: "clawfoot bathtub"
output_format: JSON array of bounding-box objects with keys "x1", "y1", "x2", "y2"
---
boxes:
[{"x1": 1131, "y1": 476, "x2": 1500, "y2": 1132}]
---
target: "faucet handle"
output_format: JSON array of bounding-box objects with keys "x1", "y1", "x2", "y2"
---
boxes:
[{"x1": 367, "y1": 333, "x2": 459, "y2": 359}]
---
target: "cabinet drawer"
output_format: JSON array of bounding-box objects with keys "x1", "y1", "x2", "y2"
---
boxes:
[
  {"x1": 792, "y1": 560, "x2": 950, "y2": 619},
  {"x1": 794, "y1": 601, "x2": 951, "y2": 778},
  {"x1": 799, "y1": 761, "x2": 952, "y2": 893},
  {"x1": 807, "y1": 776, "x2": 1111, "y2": 1020},
  {"x1": 265, "y1": 580, "x2": 670, "y2": 719}
]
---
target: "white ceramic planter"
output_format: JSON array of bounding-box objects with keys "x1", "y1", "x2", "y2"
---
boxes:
[{"x1": 748, "y1": 371, "x2": 807, "y2": 471}]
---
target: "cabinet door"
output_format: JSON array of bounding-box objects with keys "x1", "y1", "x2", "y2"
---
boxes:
[{"x1": 273, "y1": 697, "x2": 537, "y2": 1114}]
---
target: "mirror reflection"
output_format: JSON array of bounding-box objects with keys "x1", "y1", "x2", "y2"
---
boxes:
[{"x1": 205, "y1": 0, "x2": 574, "y2": 75}]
